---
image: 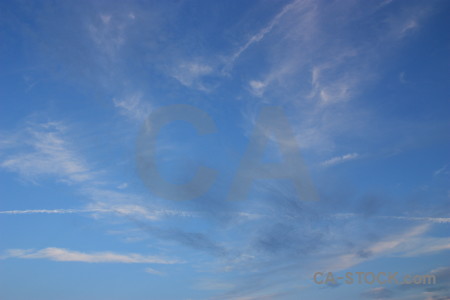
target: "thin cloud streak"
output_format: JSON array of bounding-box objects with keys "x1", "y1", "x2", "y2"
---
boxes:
[
  {"x1": 321, "y1": 153, "x2": 359, "y2": 167},
  {"x1": 333, "y1": 213, "x2": 450, "y2": 224},
  {"x1": 2, "y1": 247, "x2": 181, "y2": 264},
  {"x1": 0, "y1": 206, "x2": 199, "y2": 221},
  {"x1": 0, "y1": 208, "x2": 96, "y2": 215},
  {"x1": 223, "y1": 0, "x2": 305, "y2": 72}
]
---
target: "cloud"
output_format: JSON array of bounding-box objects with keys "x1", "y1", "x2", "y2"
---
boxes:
[
  {"x1": 232, "y1": 0, "x2": 440, "y2": 170},
  {"x1": 117, "y1": 182, "x2": 128, "y2": 189},
  {"x1": 82, "y1": 187, "x2": 201, "y2": 221},
  {"x1": 430, "y1": 266, "x2": 450, "y2": 281},
  {"x1": 0, "y1": 186, "x2": 199, "y2": 222},
  {"x1": 2, "y1": 247, "x2": 181, "y2": 264},
  {"x1": 169, "y1": 62, "x2": 213, "y2": 90},
  {"x1": 144, "y1": 267, "x2": 165, "y2": 276},
  {"x1": 434, "y1": 165, "x2": 449, "y2": 176},
  {"x1": 134, "y1": 220, "x2": 228, "y2": 257},
  {"x1": 0, "y1": 121, "x2": 93, "y2": 184},
  {"x1": 393, "y1": 266, "x2": 450, "y2": 299},
  {"x1": 356, "y1": 223, "x2": 430, "y2": 256},
  {"x1": 333, "y1": 213, "x2": 450, "y2": 224},
  {"x1": 0, "y1": 205, "x2": 195, "y2": 223},
  {"x1": 100, "y1": 14, "x2": 112, "y2": 25},
  {"x1": 321, "y1": 153, "x2": 359, "y2": 167},
  {"x1": 86, "y1": 201, "x2": 196, "y2": 221},
  {"x1": 249, "y1": 80, "x2": 267, "y2": 96},
  {"x1": 379, "y1": 216, "x2": 450, "y2": 224},
  {"x1": 253, "y1": 222, "x2": 323, "y2": 255},
  {"x1": 266, "y1": 1, "x2": 432, "y2": 102},
  {"x1": 1, "y1": 3, "x2": 447, "y2": 299},
  {"x1": 87, "y1": 11, "x2": 135, "y2": 59},
  {"x1": 218, "y1": 219, "x2": 447, "y2": 299},
  {"x1": 0, "y1": 208, "x2": 92, "y2": 215},
  {"x1": 325, "y1": 223, "x2": 450, "y2": 272},
  {"x1": 223, "y1": 0, "x2": 304, "y2": 72},
  {"x1": 394, "y1": 237, "x2": 450, "y2": 258},
  {"x1": 425, "y1": 267, "x2": 450, "y2": 296},
  {"x1": 232, "y1": 1, "x2": 387, "y2": 157},
  {"x1": 0, "y1": 120, "x2": 192, "y2": 221},
  {"x1": 424, "y1": 295, "x2": 450, "y2": 300},
  {"x1": 113, "y1": 93, "x2": 152, "y2": 122},
  {"x1": 386, "y1": 5, "x2": 430, "y2": 40}
]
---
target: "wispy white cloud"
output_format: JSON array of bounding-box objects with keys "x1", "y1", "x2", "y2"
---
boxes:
[
  {"x1": 144, "y1": 267, "x2": 165, "y2": 276},
  {"x1": 234, "y1": 0, "x2": 438, "y2": 170},
  {"x1": 113, "y1": 93, "x2": 152, "y2": 122},
  {"x1": 400, "y1": 19, "x2": 418, "y2": 35},
  {"x1": 169, "y1": 62, "x2": 213, "y2": 91},
  {"x1": 117, "y1": 182, "x2": 128, "y2": 189},
  {"x1": 87, "y1": 12, "x2": 136, "y2": 59},
  {"x1": 367, "y1": 223, "x2": 430, "y2": 255},
  {"x1": 248, "y1": 80, "x2": 267, "y2": 96},
  {"x1": 324, "y1": 224, "x2": 432, "y2": 271},
  {"x1": 384, "y1": 4, "x2": 432, "y2": 40},
  {"x1": 213, "y1": 216, "x2": 448, "y2": 299},
  {"x1": 0, "y1": 119, "x2": 203, "y2": 225},
  {"x1": 1, "y1": 4, "x2": 446, "y2": 298},
  {"x1": 2, "y1": 247, "x2": 180, "y2": 264},
  {"x1": 0, "y1": 206, "x2": 166, "y2": 219},
  {"x1": 100, "y1": 14, "x2": 112, "y2": 25},
  {"x1": 224, "y1": 0, "x2": 305, "y2": 72},
  {"x1": 0, "y1": 208, "x2": 92, "y2": 215},
  {"x1": 263, "y1": 1, "x2": 432, "y2": 102},
  {"x1": 380, "y1": 215, "x2": 450, "y2": 224},
  {"x1": 321, "y1": 153, "x2": 359, "y2": 167},
  {"x1": 324, "y1": 222, "x2": 450, "y2": 274},
  {"x1": 395, "y1": 236, "x2": 450, "y2": 257},
  {"x1": 333, "y1": 213, "x2": 450, "y2": 224},
  {"x1": 434, "y1": 165, "x2": 449, "y2": 176},
  {"x1": 0, "y1": 119, "x2": 210, "y2": 225},
  {"x1": 309, "y1": 60, "x2": 361, "y2": 105},
  {"x1": 0, "y1": 121, "x2": 94, "y2": 184},
  {"x1": 0, "y1": 206, "x2": 263, "y2": 226},
  {"x1": 86, "y1": 202, "x2": 160, "y2": 221},
  {"x1": 82, "y1": 187, "x2": 201, "y2": 221}
]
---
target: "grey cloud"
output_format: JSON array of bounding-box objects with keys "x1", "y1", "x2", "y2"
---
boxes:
[{"x1": 133, "y1": 220, "x2": 229, "y2": 257}]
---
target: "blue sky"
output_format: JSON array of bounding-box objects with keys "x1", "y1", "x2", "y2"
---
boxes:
[{"x1": 0, "y1": 0, "x2": 449, "y2": 299}]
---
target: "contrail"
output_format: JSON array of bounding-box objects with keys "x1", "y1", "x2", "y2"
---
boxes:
[{"x1": 0, "y1": 208, "x2": 107, "y2": 215}]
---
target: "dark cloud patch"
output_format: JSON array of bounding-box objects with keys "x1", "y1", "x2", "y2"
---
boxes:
[
  {"x1": 425, "y1": 295, "x2": 450, "y2": 300},
  {"x1": 394, "y1": 266, "x2": 450, "y2": 300},
  {"x1": 253, "y1": 222, "x2": 323, "y2": 255},
  {"x1": 132, "y1": 219, "x2": 229, "y2": 257},
  {"x1": 357, "y1": 249, "x2": 373, "y2": 258},
  {"x1": 357, "y1": 195, "x2": 384, "y2": 217},
  {"x1": 426, "y1": 267, "x2": 450, "y2": 295}
]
